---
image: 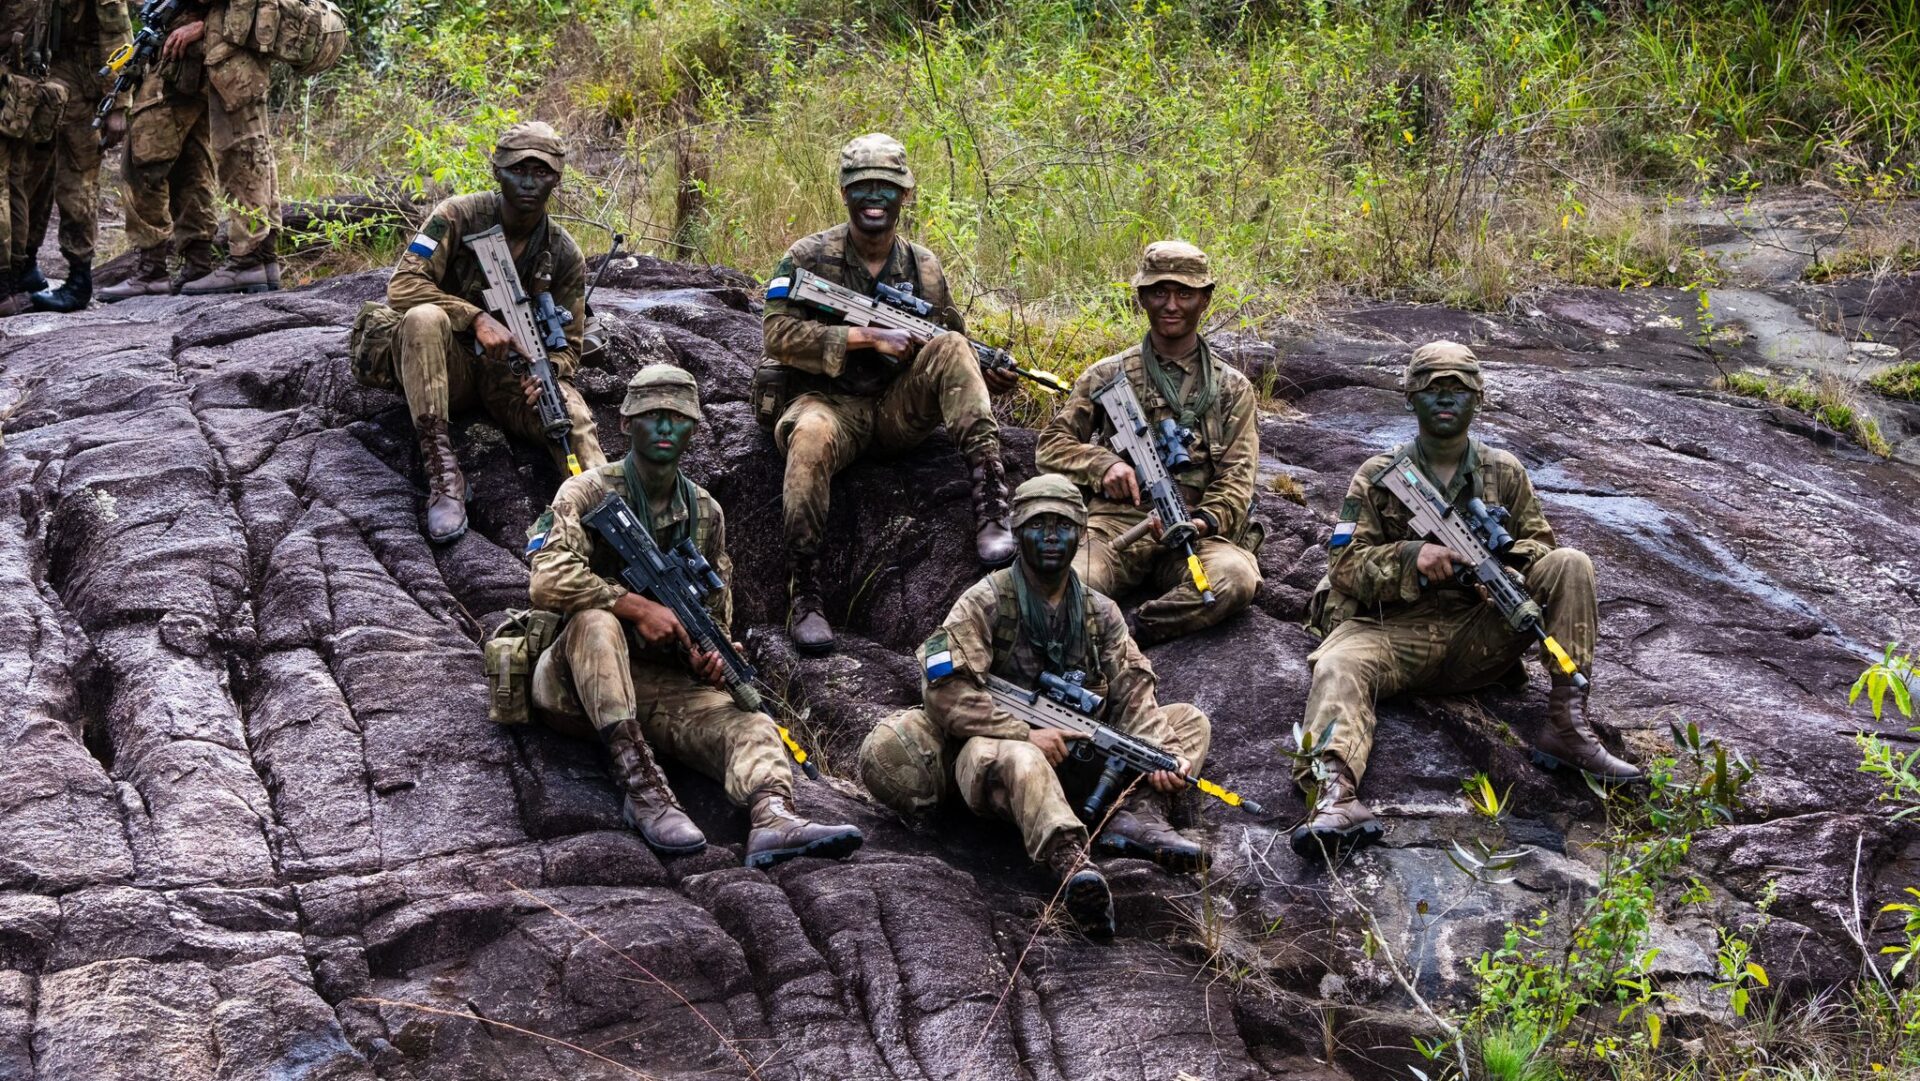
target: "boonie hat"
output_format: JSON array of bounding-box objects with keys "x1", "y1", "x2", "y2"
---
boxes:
[
  {"x1": 1011, "y1": 474, "x2": 1087, "y2": 528},
  {"x1": 1131, "y1": 240, "x2": 1214, "y2": 290},
  {"x1": 621, "y1": 364, "x2": 702, "y2": 419},
  {"x1": 1403, "y1": 340, "x2": 1484, "y2": 393},
  {"x1": 838, "y1": 133, "x2": 916, "y2": 191},
  {"x1": 494, "y1": 121, "x2": 567, "y2": 173}
]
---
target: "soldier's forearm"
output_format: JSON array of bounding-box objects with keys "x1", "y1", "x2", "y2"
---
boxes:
[{"x1": 763, "y1": 313, "x2": 847, "y2": 376}]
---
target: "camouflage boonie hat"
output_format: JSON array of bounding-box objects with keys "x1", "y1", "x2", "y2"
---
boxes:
[
  {"x1": 1131, "y1": 240, "x2": 1214, "y2": 290},
  {"x1": 838, "y1": 133, "x2": 916, "y2": 191},
  {"x1": 621, "y1": 364, "x2": 701, "y2": 419},
  {"x1": 494, "y1": 121, "x2": 567, "y2": 173},
  {"x1": 1012, "y1": 474, "x2": 1087, "y2": 528},
  {"x1": 1403, "y1": 340, "x2": 1484, "y2": 393}
]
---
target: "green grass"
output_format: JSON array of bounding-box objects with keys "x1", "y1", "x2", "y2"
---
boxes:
[
  {"x1": 1868, "y1": 362, "x2": 1920, "y2": 402},
  {"x1": 1723, "y1": 370, "x2": 1893, "y2": 456}
]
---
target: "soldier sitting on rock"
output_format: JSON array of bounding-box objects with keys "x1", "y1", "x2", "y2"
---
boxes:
[
  {"x1": 859, "y1": 475, "x2": 1211, "y2": 938},
  {"x1": 1293, "y1": 341, "x2": 1641, "y2": 862},
  {"x1": 757, "y1": 133, "x2": 1020, "y2": 657},
  {"x1": 526, "y1": 364, "x2": 865, "y2": 869},
  {"x1": 349, "y1": 121, "x2": 605, "y2": 544},
  {"x1": 1035, "y1": 241, "x2": 1263, "y2": 645}
]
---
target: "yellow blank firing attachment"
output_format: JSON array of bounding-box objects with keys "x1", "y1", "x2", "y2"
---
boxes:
[
  {"x1": 1541, "y1": 634, "x2": 1589, "y2": 691},
  {"x1": 1195, "y1": 777, "x2": 1263, "y2": 815},
  {"x1": 778, "y1": 724, "x2": 820, "y2": 780},
  {"x1": 102, "y1": 44, "x2": 134, "y2": 73},
  {"x1": 1187, "y1": 551, "x2": 1215, "y2": 607},
  {"x1": 565, "y1": 453, "x2": 581, "y2": 476}
]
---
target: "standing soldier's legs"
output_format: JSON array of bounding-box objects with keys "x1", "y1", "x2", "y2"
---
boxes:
[
  {"x1": 475, "y1": 363, "x2": 606, "y2": 476},
  {"x1": 184, "y1": 50, "x2": 280, "y2": 293},
  {"x1": 0, "y1": 137, "x2": 23, "y2": 314},
  {"x1": 858, "y1": 707, "x2": 954, "y2": 820},
  {"x1": 106, "y1": 87, "x2": 206, "y2": 301},
  {"x1": 31, "y1": 71, "x2": 105, "y2": 312},
  {"x1": 1133, "y1": 535, "x2": 1263, "y2": 644},
  {"x1": 772, "y1": 393, "x2": 875, "y2": 654},
  {"x1": 14, "y1": 137, "x2": 54, "y2": 287},
  {"x1": 875, "y1": 331, "x2": 1014, "y2": 565},
  {"x1": 1074, "y1": 506, "x2": 1160, "y2": 600},
  {"x1": 395, "y1": 305, "x2": 482, "y2": 542}
]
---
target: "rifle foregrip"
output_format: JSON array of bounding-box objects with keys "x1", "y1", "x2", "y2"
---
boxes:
[{"x1": 1084, "y1": 758, "x2": 1127, "y2": 820}]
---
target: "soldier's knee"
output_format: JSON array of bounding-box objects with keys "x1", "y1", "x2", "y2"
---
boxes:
[
  {"x1": 398, "y1": 303, "x2": 451, "y2": 343},
  {"x1": 859, "y1": 711, "x2": 947, "y2": 818},
  {"x1": 1535, "y1": 547, "x2": 1593, "y2": 581},
  {"x1": 783, "y1": 408, "x2": 838, "y2": 459},
  {"x1": 994, "y1": 739, "x2": 1054, "y2": 784},
  {"x1": 568, "y1": 608, "x2": 627, "y2": 653}
]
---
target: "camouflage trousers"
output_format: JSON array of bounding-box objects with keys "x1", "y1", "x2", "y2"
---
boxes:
[
  {"x1": 203, "y1": 48, "x2": 278, "y2": 263},
  {"x1": 123, "y1": 76, "x2": 218, "y2": 254},
  {"x1": 6, "y1": 132, "x2": 54, "y2": 272},
  {"x1": 1302, "y1": 547, "x2": 1597, "y2": 783},
  {"x1": 772, "y1": 332, "x2": 998, "y2": 556},
  {"x1": 858, "y1": 703, "x2": 1212, "y2": 863},
  {"x1": 1077, "y1": 502, "x2": 1263, "y2": 644},
  {"x1": 394, "y1": 303, "x2": 607, "y2": 475},
  {"x1": 531, "y1": 608, "x2": 793, "y2": 803},
  {"x1": 35, "y1": 56, "x2": 108, "y2": 264}
]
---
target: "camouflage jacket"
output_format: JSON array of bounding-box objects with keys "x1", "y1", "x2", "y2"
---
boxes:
[
  {"x1": 761, "y1": 222, "x2": 965, "y2": 397},
  {"x1": 917, "y1": 568, "x2": 1175, "y2": 750},
  {"x1": 1309, "y1": 438, "x2": 1556, "y2": 634},
  {"x1": 527, "y1": 458, "x2": 732, "y2": 635},
  {"x1": 387, "y1": 192, "x2": 586, "y2": 378},
  {"x1": 3, "y1": 0, "x2": 128, "y2": 75},
  {"x1": 1036, "y1": 338, "x2": 1261, "y2": 544}
]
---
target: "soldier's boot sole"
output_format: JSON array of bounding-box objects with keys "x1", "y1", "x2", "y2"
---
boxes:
[
  {"x1": 1287, "y1": 819, "x2": 1384, "y2": 863},
  {"x1": 1530, "y1": 749, "x2": 1643, "y2": 785},
  {"x1": 744, "y1": 825, "x2": 864, "y2": 870},
  {"x1": 1061, "y1": 868, "x2": 1115, "y2": 939},
  {"x1": 1094, "y1": 833, "x2": 1210, "y2": 875}
]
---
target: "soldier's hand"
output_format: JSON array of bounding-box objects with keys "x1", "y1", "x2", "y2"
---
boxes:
[
  {"x1": 689, "y1": 648, "x2": 728, "y2": 689},
  {"x1": 1101, "y1": 461, "x2": 1141, "y2": 505},
  {"x1": 99, "y1": 109, "x2": 128, "y2": 151},
  {"x1": 849, "y1": 326, "x2": 919, "y2": 360},
  {"x1": 162, "y1": 19, "x2": 206, "y2": 61},
  {"x1": 1029, "y1": 728, "x2": 1085, "y2": 766},
  {"x1": 473, "y1": 313, "x2": 514, "y2": 364},
  {"x1": 1416, "y1": 543, "x2": 1470, "y2": 583},
  {"x1": 1147, "y1": 756, "x2": 1191, "y2": 794},
  {"x1": 612, "y1": 592, "x2": 692, "y2": 652},
  {"x1": 982, "y1": 368, "x2": 1020, "y2": 395},
  {"x1": 519, "y1": 375, "x2": 541, "y2": 406}
]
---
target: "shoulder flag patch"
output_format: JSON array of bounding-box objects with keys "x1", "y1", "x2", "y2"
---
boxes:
[
  {"x1": 406, "y1": 233, "x2": 439, "y2": 259},
  {"x1": 766, "y1": 275, "x2": 792, "y2": 300},
  {"x1": 922, "y1": 630, "x2": 955, "y2": 681},
  {"x1": 1328, "y1": 520, "x2": 1357, "y2": 549},
  {"x1": 524, "y1": 511, "x2": 553, "y2": 555}
]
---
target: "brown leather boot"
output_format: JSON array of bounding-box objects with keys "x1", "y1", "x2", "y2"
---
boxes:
[
  {"x1": 0, "y1": 272, "x2": 29, "y2": 318},
  {"x1": 964, "y1": 449, "x2": 1017, "y2": 567},
  {"x1": 414, "y1": 415, "x2": 469, "y2": 543},
  {"x1": 744, "y1": 789, "x2": 863, "y2": 869},
  {"x1": 1043, "y1": 834, "x2": 1114, "y2": 938},
  {"x1": 100, "y1": 247, "x2": 173, "y2": 303},
  {"x1": 1289, "y1": 755, "x2": 1383, "y2": 862},
  {"x1": 171, "y1": 241, "x2": 217, "y2": 294},
  {"x1": 787, "y1": 551, "x2": 835, "y2": 655},
  {"x1": 1097, "y1": 793, "x2": 1209, "y2": 872},
  {"x1": 605, "y1": 721, "x2": 706, "y2": 855},
  {"x1": 178, "y1": 258, "x2": 278, "y2": 295},
  {"x1": 1533, "y1": 679, "x2": 1642, "y2": 783}
]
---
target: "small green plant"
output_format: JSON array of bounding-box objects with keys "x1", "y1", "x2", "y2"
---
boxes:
[
  {"x1": 1869, "y1": 362, "x2": 1920, "y2": 403},
  {"x1": 1722, "y1": 371, "x2": 1893, "y2": 457}
]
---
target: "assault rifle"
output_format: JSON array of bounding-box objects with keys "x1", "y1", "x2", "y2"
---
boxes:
[
  {"x1": 583, "y1": 492, "x2": 819, "y2": 778},
  {"x1": 1093, "y1": 375, "x2": 1215, "y2": 606},
  {"x1": 766, "y1": 267, "x2": 1067, "y2": 393},
  {"x1": 985, "y1": 671, "x2": 1261, "y2": 819},
  {"x1": 464, "y1": 224, "x2": 580, "y2": 476},
  {"x1": 96, "y1": 0, "x2": 182, "y2": 128},
  {"x1": 1375, "y1": 451, "x2": 1589, "y2": 690}
]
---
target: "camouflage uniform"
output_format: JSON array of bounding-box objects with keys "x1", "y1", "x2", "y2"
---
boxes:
[
  {"x1": 195, "y1": 0, "x2": 277, "y2": 269},
  {"x1": 105, "y1": 27, "x2": 218, "y2": 296},
  {"x1": 1036, "y1": 244, "x2": 1263, "y2": 643},
  {"x1": 860, "y1": 506, "x2": 1211, "y2": 863}
]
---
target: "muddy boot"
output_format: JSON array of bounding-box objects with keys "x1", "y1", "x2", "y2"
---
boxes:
[
  {"x1": 1289, "y1": 755, "x2": 1383, "y2": 862},
  {"x1": 99, "y1": 247, "x2": 173, "y2": 303},
  {"x1": 787, "y1": 551, "x2": 835, "y2": 656},
  {"x1": 178, "y1": 257, "x2": 277, "y2": 295},
  {"x1": 1533, "y1": 679, "x2": 1642, "y2": 783},
  {"x1": 171, "y1": 241, "x2": 217, "y2": 294},
  {"x1": 414, "y1": 415, "x2": 469, "y2": 544},
  {"x1": 1044, "y1": 835, "x2": 1114, "y2": 938},
  {"x1": 1097, "y1": 793, "x2": 1209, "y2": 873},
  {"x1": 30, "y1": 259, "x2": 91, "y2": 312},
  {"x1": 744, "y1": 789, "x2": 864, "y2": 869},
  {"x1": 605, "y1": 721, "x2": 706, "y2": 855},
  {"x1": 15, "y1": 260, "x2": 48, "y2": 295},
  {"x1": 0, "y1": 272, "x2": 30, "y2": 318},
  {"x1": 965, "y1": 449, "x2": 1016, "y2": 567}
]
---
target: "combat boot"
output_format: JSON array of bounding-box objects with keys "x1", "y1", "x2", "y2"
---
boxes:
[
  {"x1": 99, "y1": 248, "x2": 173, "y2": 303},
  {"x1": 172, "y1": 241, "x2": 217, "y2": 294},
  {"x1": 1097, "y1": 793, "x2": 1209, "y2": 873},
  {"x1": 30, "y1": 259, "x2": 91, "y2": 312},
  {"x1": 965, "y1": 449, "x2": 1017, "y2": 567},
  {"x1": 744, "y1": 788, "x2": 864, "y2": 869},
  {"x1": 1043, "y1": 835, "x2": 1115, "y2": 938},
  {"x1": 414, "y1": 415, "x2": 469, "y2": 543},
  {"x1": 605, "y1": 721, "x2": 706, "y2": 855},
  {"x1": 1533, "y1": 679, "x2": 1642, "y2": 783},
  {"x1": 0, "y1": 272, "x2": 30, "y2": 318},
  {"x1": 178, "y1": 258, "x2": 278, "y2": 295},
  {"x1": 1289, "y1": 755, "x2": 1383, "y2": 862},
  {"x1": 16, "y1": 260, "x2": 48, "y2": 294},
  {"x1": 787, "y1": 551, "x2": 835, "y2": 656}
]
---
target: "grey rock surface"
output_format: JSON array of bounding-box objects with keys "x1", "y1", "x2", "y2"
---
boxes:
[{"x1": 0, "y1": 254, "x2": 1916, "y2": 1080}]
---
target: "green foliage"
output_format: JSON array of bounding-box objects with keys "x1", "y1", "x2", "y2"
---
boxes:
[
  {"x1": 1868, "y1": 362, "x2": 1920, "y2": 402},
  {"x1": 1722, "y1": 370, "x2": 1893, "y2": 457}
]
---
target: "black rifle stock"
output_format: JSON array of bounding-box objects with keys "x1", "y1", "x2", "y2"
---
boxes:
[
  {"x1": 984, "y1": 672, "x2": 1261, "y2": 819},
  {"x1": 1374, "y1": 452, "x2": 1590, "y2": 690},
  {"x1": 96, "y1": 0, "x2": 181, "y2": 127},
  {"x1": 464, "y1": 224, "x2": 580, "y2": 475},
  {"x1": 582, "y1": 493, "x2": 819, "y2": 778},
  {"x1": 1092, "y1": 375, "x2": 1215, "y2": 605},
  {"x1": 766, "y1": 266, "x2": 1068, "y2": 393}
]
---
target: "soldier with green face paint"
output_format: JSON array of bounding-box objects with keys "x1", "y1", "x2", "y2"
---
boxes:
[
  {"x1": 858, "y1": 474, "x2": 1211, "y2": 938},
  {"x1": 525, "y1": 364, "x2": 864, "y2": 869},
  {"x1": 1293, "y1": 340, "x2": 1640, "y2": 862}
]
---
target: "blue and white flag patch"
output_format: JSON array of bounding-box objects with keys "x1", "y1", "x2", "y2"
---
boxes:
[
  {"x1": 925, "y1": 649, "x2": 954, "y2": 680},
  {"x1": 766, "y1": 275, "x2": 792, "y2": 300},
  {"x1": 1328, "y1": 521, "x2": 1357, "y2": 549},
  {"x1": 406, "y1": 233, "x2": 439, "y2": 259},
  {"x1": 524, "y1": 532, "x2": 547, "y2": 555}
]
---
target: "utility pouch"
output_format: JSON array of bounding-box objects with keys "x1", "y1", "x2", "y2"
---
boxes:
[
  {"x1": 28, "y1": 79, "x2": 67, "y2": 143},
  {"x1": 347, "y1": 302, "x2": 401, "y2": 391},
  {"x1": 750, "y1": 364, "x2": 789, "y2": 429},
  {"x1": 1302, "y1": 574, "x2": 1357, "y2": 641},
  {"x1": 483, "y1": 609, "x2": 563, "y2": 725},
  {"x1": 0, "y1": 73, "x2": 37, "y2": 139}
]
